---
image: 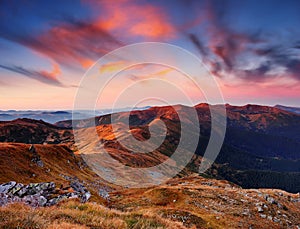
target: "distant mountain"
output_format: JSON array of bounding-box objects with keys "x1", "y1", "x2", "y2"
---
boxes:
[
  {"x1": 67, "y1": 103, "x2": 300, "y2": 192},
  {"x1": 0, "y1": 106, "x2": 150, "y2": 123},
  {"x1": 0, "y1": 118, "x2": 73, "y2": 144},
  {"x1": 0, "y1": 110, "x2": 72, "y2": 123},
  {"x1": 1, "y1": 103, "x2": 300, "y2": 192},
  {"x1": 275, "y1": 104, "x2": 300, "y2": 114}
]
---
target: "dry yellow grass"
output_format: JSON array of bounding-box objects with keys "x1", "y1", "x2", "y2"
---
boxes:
[
  {"x1": 108, "y1": 175, "x2": 300, "y2": 229},
  {"x1": 0, "y1": 200, "x2": 186, "y2": 229}
]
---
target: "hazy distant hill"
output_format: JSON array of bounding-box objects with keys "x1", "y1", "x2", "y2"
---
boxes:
[
  {"x1": 275, "y1": 104, "x2": 300, "y2": 114},
  {"x1": 0, "y1": 107, "x2": 150, "y2": 124}
]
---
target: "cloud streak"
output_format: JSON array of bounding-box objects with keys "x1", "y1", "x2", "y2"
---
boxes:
[
  {"x1": 1, "y1": 0, "x2": 300, "y2": 88},
  {"x1": 186, "y1": 1, "x2": 300, "y2": 84},
  {"x1": 0, "y1": 0, "x2": 176, "y2": 71},
  {"x1": 0, "y1": 63, "x2": 65, "y2": 87}
]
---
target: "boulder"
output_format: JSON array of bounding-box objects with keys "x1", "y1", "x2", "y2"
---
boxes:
[
  {"x1": 9, "y1": 183, "x2": 25, "y2": 196},
  {"x1": 266, "y1": 196, "x2": 276, "y2": 204},
  {"x1": 257, "y1": 206, "x2": 264, "y2": 213},
  {"x1": 0, "y1": 181, "x2": 16, "y2": 194},
  {"x1": 70, "y1": 181, "x2": 91, "y2": 202},
  {"x1": 0, "y1": 181, "x2": 90, "y2": 207}
]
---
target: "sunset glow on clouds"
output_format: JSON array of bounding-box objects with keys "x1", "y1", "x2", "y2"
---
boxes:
[
  {"x1": 0, "y1": 0, "x2": 300, "y2": 109},
  {"x1": 93, "y1": 0, "x2": 176, "y2": 39}
]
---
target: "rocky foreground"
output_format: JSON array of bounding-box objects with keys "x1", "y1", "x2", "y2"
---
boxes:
[
  {"x1": 107, "y1": 175, "x2": 300, "y2": 228},
  {"x1": 0, "y1": 181, "x2": 91, "y2": 207},
  {"x1": 1, "y1": 174, "x2": 299, "y2": 229}
]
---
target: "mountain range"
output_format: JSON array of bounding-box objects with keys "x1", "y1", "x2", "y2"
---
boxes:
[
  {"x1": 0, "y1": 103, "x2": 299, "y2": 192},
  {"x1": 0, "y1": 103, "x2": 300, "y2": 228},
  {"x1": 0, "y1": 106, "x2": 151, "y2": 124}
]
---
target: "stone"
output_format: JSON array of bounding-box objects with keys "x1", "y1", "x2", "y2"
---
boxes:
[
  {"x1": 242, "y1": 209, "x2": 250, "y2": 216},
  {"x1": 266, "y1": 197, "x2": 276, "y2": 204},
  {"x1": 8, "y1": 183, "x2": 24, "y2": 195},
  {"x1": 257, "y1": 206, "x2": 264, "y2": 213},
  {"x1": 38, "y1": 195, "x2": 48, "y2": 207},
  {"x1": 0, "y1": 181, "x2": 90, "y2": 207},
  {"x1": 70, "y1": 181, "x2": 91, "y2": 202},
  {"x1": 99, "y1": 188, "x2": 110, "y2": 200},
  {"x1": 260, "y1": 214, "x2": 266, "y2": 219},
  {"x1": 0, "y1": 181, "x2": 16, "y2": 194},
  {"x1": 29, "y1": 144, "x2": 36, "y2": 153},
  {"x1": 71, "y1": 181, "x2": 86, "y2": 193},
  {"x1": 0, "y1": 193, "x2": 9, "y2": 206},
  {"x1": 81, "y1": 191, "x2": 91, "y2": 203},
  {"x1": 23, "y1": 194, "x2": 48, "y2": 207},
  {"x1": 47, "y1": 195, "x2": 67, "y2": 206},
  {"x1": 36, "y1": 160, "x2": 44, "y2": 167},
  {"x1": 273, "y1": 217, "x2": 280, "y2": 223}
]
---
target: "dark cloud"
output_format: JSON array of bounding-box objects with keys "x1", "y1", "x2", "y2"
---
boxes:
[
  {"x1": 241, "y1": 62, "x2": 273, "y2": 82},
  {"x1": 186, "y1": 0, "x2": 300, "y2": 83},
  {"x1": 187, "y1": 1, "x2": 256, "y2": 76},
  {"x1": 0, "y1": 64, "x2": 65, "y2": 87},
  {"x1": 188, "y1": 33, "x2": 208, "y2": 57},
  {"x1": 286, "y1": 59, "x2": 300, "y2": 80},
  {"x1": 0, "y1": 14, "x2": 123, "y2": 69},
  {"x1": 254, "y1": 44, "x2": 300, "y2": 80}
]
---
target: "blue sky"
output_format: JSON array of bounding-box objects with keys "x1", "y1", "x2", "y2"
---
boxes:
[{"x1": 0, "y1": 0, "x2": 300, "y2": 109}]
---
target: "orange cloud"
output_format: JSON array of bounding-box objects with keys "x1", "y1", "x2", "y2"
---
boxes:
[
  {"x1": 152, "y1": 68, "x2": 174, "y2": 76},
  {"x1": 99, "y1": 61, "x2": 127, "y2": 73},
  {"x1": 40, "y1": 63, "x2": 61, "y2": 81},
  {"x1": 22, "y1": 19, "x2": 122, "y2": 69},
  {"x1": 6, "y1": 1, "x2": 176, "y2": 72},
  {"x1": 129, "y1": 6, "x2": 175, "y2": 39},
  {"x1": 92, "y1": 0, "x2": 176, "y2": 39}
]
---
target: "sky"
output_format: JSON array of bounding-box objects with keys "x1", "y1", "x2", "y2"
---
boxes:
[{"x1": 0, "y1": 0, "x2": 300, "y2": 110}]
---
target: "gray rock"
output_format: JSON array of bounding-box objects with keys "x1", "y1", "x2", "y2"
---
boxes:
[
  {"x1": 267, "y1": 197, "x2": 276, "y2": 204},
  {"x1": 0, "y1": 193, "x2": 9, "y2": 206},
  {"x1": 81, "y1": 191, "x2": 91, "y2": 203},
  {"x1": 38, "y1": 195, "x2": 48, "y2": 207},
  {"x1": 47, "y1": 195, "x2": 68, "y2": 206},
  {"x1": 66, "y1": 192, "x2": 79, "y2": 199},
  {"x1": 70, "y1": 181, "x2": 86, "y2": 193},
  {"x1": 99, "y1": 188, "x2": 110, "y2": 200},
  {"x1": 70, "y1": 181, "x2": 91, "y2": 202},
  {"x1": 0, "y1": 181, "x2": 16, "y2": 194},
  {"x1": 8, "y1": 183, "x2": 24, "y2": 195},
  {"x1": 29, "y1": 144, "x2": 36, "y2": 153},
  {"x1": 23, "y1": 194, "x2": 47, "y2": 207},
  {"x1": 260, "y1": 214, "x2": 266, "y2": 218},
  {"x1": 36, "y1": 160, "x2": 44, "y2": 167},
  {"x1": 273, "y1": 217, "x2": 280, "y2": 223},
  {"x1": 257, "y1": 206, "x2": 264, "y2": 213},
  {"x1": 0, "y1": 181, "x2": 90, "y2": 207}
]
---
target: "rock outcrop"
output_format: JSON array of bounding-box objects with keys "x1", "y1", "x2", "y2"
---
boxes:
[{"x1": 0, "y1": 181, "x2": 91, "y2": 207}]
